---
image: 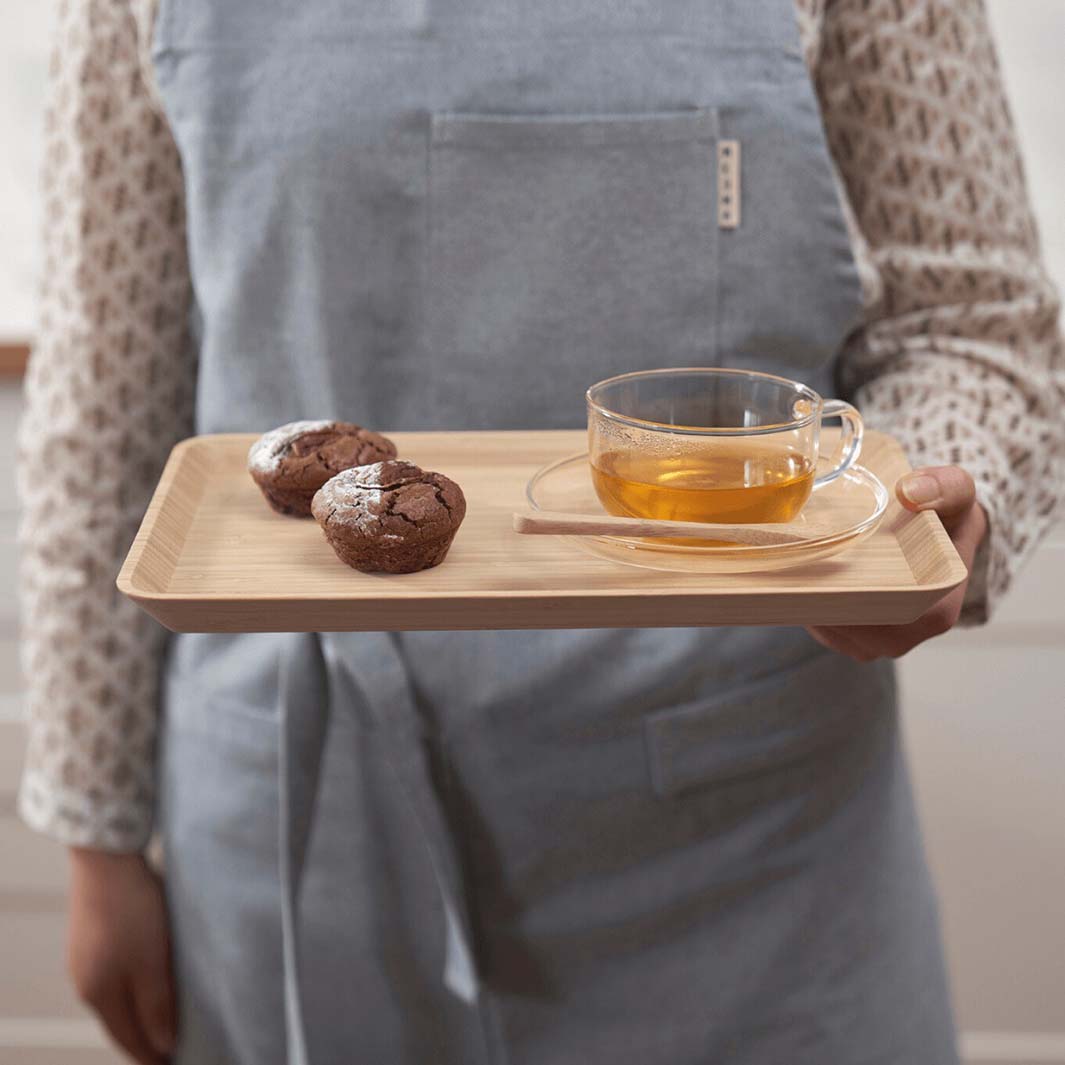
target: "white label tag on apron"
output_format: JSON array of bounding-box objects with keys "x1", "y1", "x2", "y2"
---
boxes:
[{"x1": 718, "y1": 139, "x2": 741, "y2": 229}]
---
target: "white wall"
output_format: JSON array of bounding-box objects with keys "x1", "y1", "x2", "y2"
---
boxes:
[
  {"x1": 899, "y1": 5, "x2": 1065, "y2": 1061},
  {"x1": 0, "y1": 2, "x2": 1063, "y2": 1063},
  {"x1": 988, "y1": 0, "x2": 1065, "y2": 289},
  {"x1": 0, "y1": 6, "x2": 53, "y2": 339}
]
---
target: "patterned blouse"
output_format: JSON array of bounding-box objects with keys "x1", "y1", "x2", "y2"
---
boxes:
[{"x1": 17, "y1": 0, "x2": 1065, "y2": 851}]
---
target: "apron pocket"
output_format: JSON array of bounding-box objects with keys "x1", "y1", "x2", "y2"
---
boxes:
[
  {"x1": 425, "y1": 108, "x2": 720, "y2": 426},
  {"x1": 644, "y1": 651, "x2": 894, "y2": 800}
]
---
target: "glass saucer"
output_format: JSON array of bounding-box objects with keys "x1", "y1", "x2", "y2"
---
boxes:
[{"x1": 525, "y1": 453, "x2": 889, "y2": 573}]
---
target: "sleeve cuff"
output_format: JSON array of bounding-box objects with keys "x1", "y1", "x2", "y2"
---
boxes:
[
  {"x1": 958, "y1": 479, "x2": 1005, "y2": 626},
  {"x1": 18, "y1": 769, "x2": 153, "y2": 853}
]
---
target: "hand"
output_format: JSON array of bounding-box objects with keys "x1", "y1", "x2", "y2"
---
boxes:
[
  {"x1": 807, "y1": 465, "x2": 988, "y2": 662},
  {"x1": 68, "y1": 848, "x2": 177, "y2": 1064}
]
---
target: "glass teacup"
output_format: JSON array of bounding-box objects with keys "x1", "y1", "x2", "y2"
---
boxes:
[{"x1": 586, "y1": 368, "x2": 862, "y2": 525}]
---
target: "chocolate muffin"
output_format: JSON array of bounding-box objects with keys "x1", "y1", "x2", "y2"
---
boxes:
[
  {"x1": 311, "y1": 460, "x2": 466, "y2": 573},
  {"x1": 248, "y1": 420, "x2": 397, "y2": 516}
]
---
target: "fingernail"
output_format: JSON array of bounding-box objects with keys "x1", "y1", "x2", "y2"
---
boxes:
[{"x1": 900, "y1": 474, "x2": 940, "y2": 507}]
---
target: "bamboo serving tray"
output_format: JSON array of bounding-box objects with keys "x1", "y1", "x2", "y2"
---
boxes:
[{"x1": 117, "y1": 429, "x2": 967, "y2": 632}]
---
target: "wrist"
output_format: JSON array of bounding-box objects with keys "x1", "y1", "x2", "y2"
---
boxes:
[{"x1": 69, "y1": 846, "x2": 146, "y2": 883}]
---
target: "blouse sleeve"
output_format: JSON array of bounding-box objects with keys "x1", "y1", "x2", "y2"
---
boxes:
[
  {"x1": 811, "y1": 0, "x2": 1065, "y2": 623},
  {"x1": 17, "y1": 0, "x2": 194, "y2": 850}
]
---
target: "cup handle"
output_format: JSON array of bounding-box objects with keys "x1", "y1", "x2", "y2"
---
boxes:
[{"x1": 813, "y1": 399, "x2": 863, "y2": 488}]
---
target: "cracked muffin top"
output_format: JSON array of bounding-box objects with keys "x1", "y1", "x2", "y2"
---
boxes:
[
  {"x1": 247, "y1": 420, "x2": 397, "y2": 516},
  {"x1": 311, "y1": 460, "x2": 466, "y2": 545}
]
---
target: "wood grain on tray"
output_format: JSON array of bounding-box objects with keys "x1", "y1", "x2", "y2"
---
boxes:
[{"x1": 116, "y1": 429, "x2": 967, "y2": 632}]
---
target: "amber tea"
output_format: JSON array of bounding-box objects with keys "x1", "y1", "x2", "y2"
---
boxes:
[
  {"x1": 586, "y1": 368, "x2": 864, "y2": 545},
  {"x1": 591, "y1": 449, "x2": 815, "y2": 525}
]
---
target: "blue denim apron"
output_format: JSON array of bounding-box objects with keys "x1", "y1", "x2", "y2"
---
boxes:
[{"x1": 151, "y1": 0, "x2": 958, "y2": 1061}]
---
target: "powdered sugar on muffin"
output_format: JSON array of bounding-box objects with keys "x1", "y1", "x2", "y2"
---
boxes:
[
  {"x1": 312, "y1": 460, "x2": 466, "y2": 572},
  {"x1": 247, "y1": 420, "x2": 397, "y2": 516}
]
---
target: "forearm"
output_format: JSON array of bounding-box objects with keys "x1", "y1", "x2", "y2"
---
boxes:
[
  {"x1": 18, "y1": 0, "x2": 194, "y2": 850},
  {"x1": 812, "y1": 0, "x2": 1065, "y2": 621},
  {"x1": 846, "y1": 338, "x2": 1060, "y2": 622}
]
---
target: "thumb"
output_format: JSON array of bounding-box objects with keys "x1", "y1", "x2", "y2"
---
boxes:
[{"x1": 896, "y1": 465, "x2": 977, "y2": 528}]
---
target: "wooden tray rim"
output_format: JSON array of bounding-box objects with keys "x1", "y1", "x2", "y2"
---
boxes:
[{"x1": 117, "y1": 430, "x2": 969, "y2": 607}]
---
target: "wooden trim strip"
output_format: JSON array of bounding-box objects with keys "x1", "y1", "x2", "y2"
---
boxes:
[
  {"x1": 0, "y1": 343, "x2": 30, "y2": 377},
  {"x1": 0, "y1": 1018, "x2": 107, "y2": 1049},
  {"x1": 960, "y1": 1030, "x2": 1065, "y2": 1062}
]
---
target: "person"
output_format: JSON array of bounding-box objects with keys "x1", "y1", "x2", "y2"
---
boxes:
[{"x1": 17, "y1": 0, "x2": 1065, "y2": 1062}]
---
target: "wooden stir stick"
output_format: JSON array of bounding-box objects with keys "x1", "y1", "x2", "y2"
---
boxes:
[{"x1": 512, "y1": 510, "x2": 834, "y2": 547}]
